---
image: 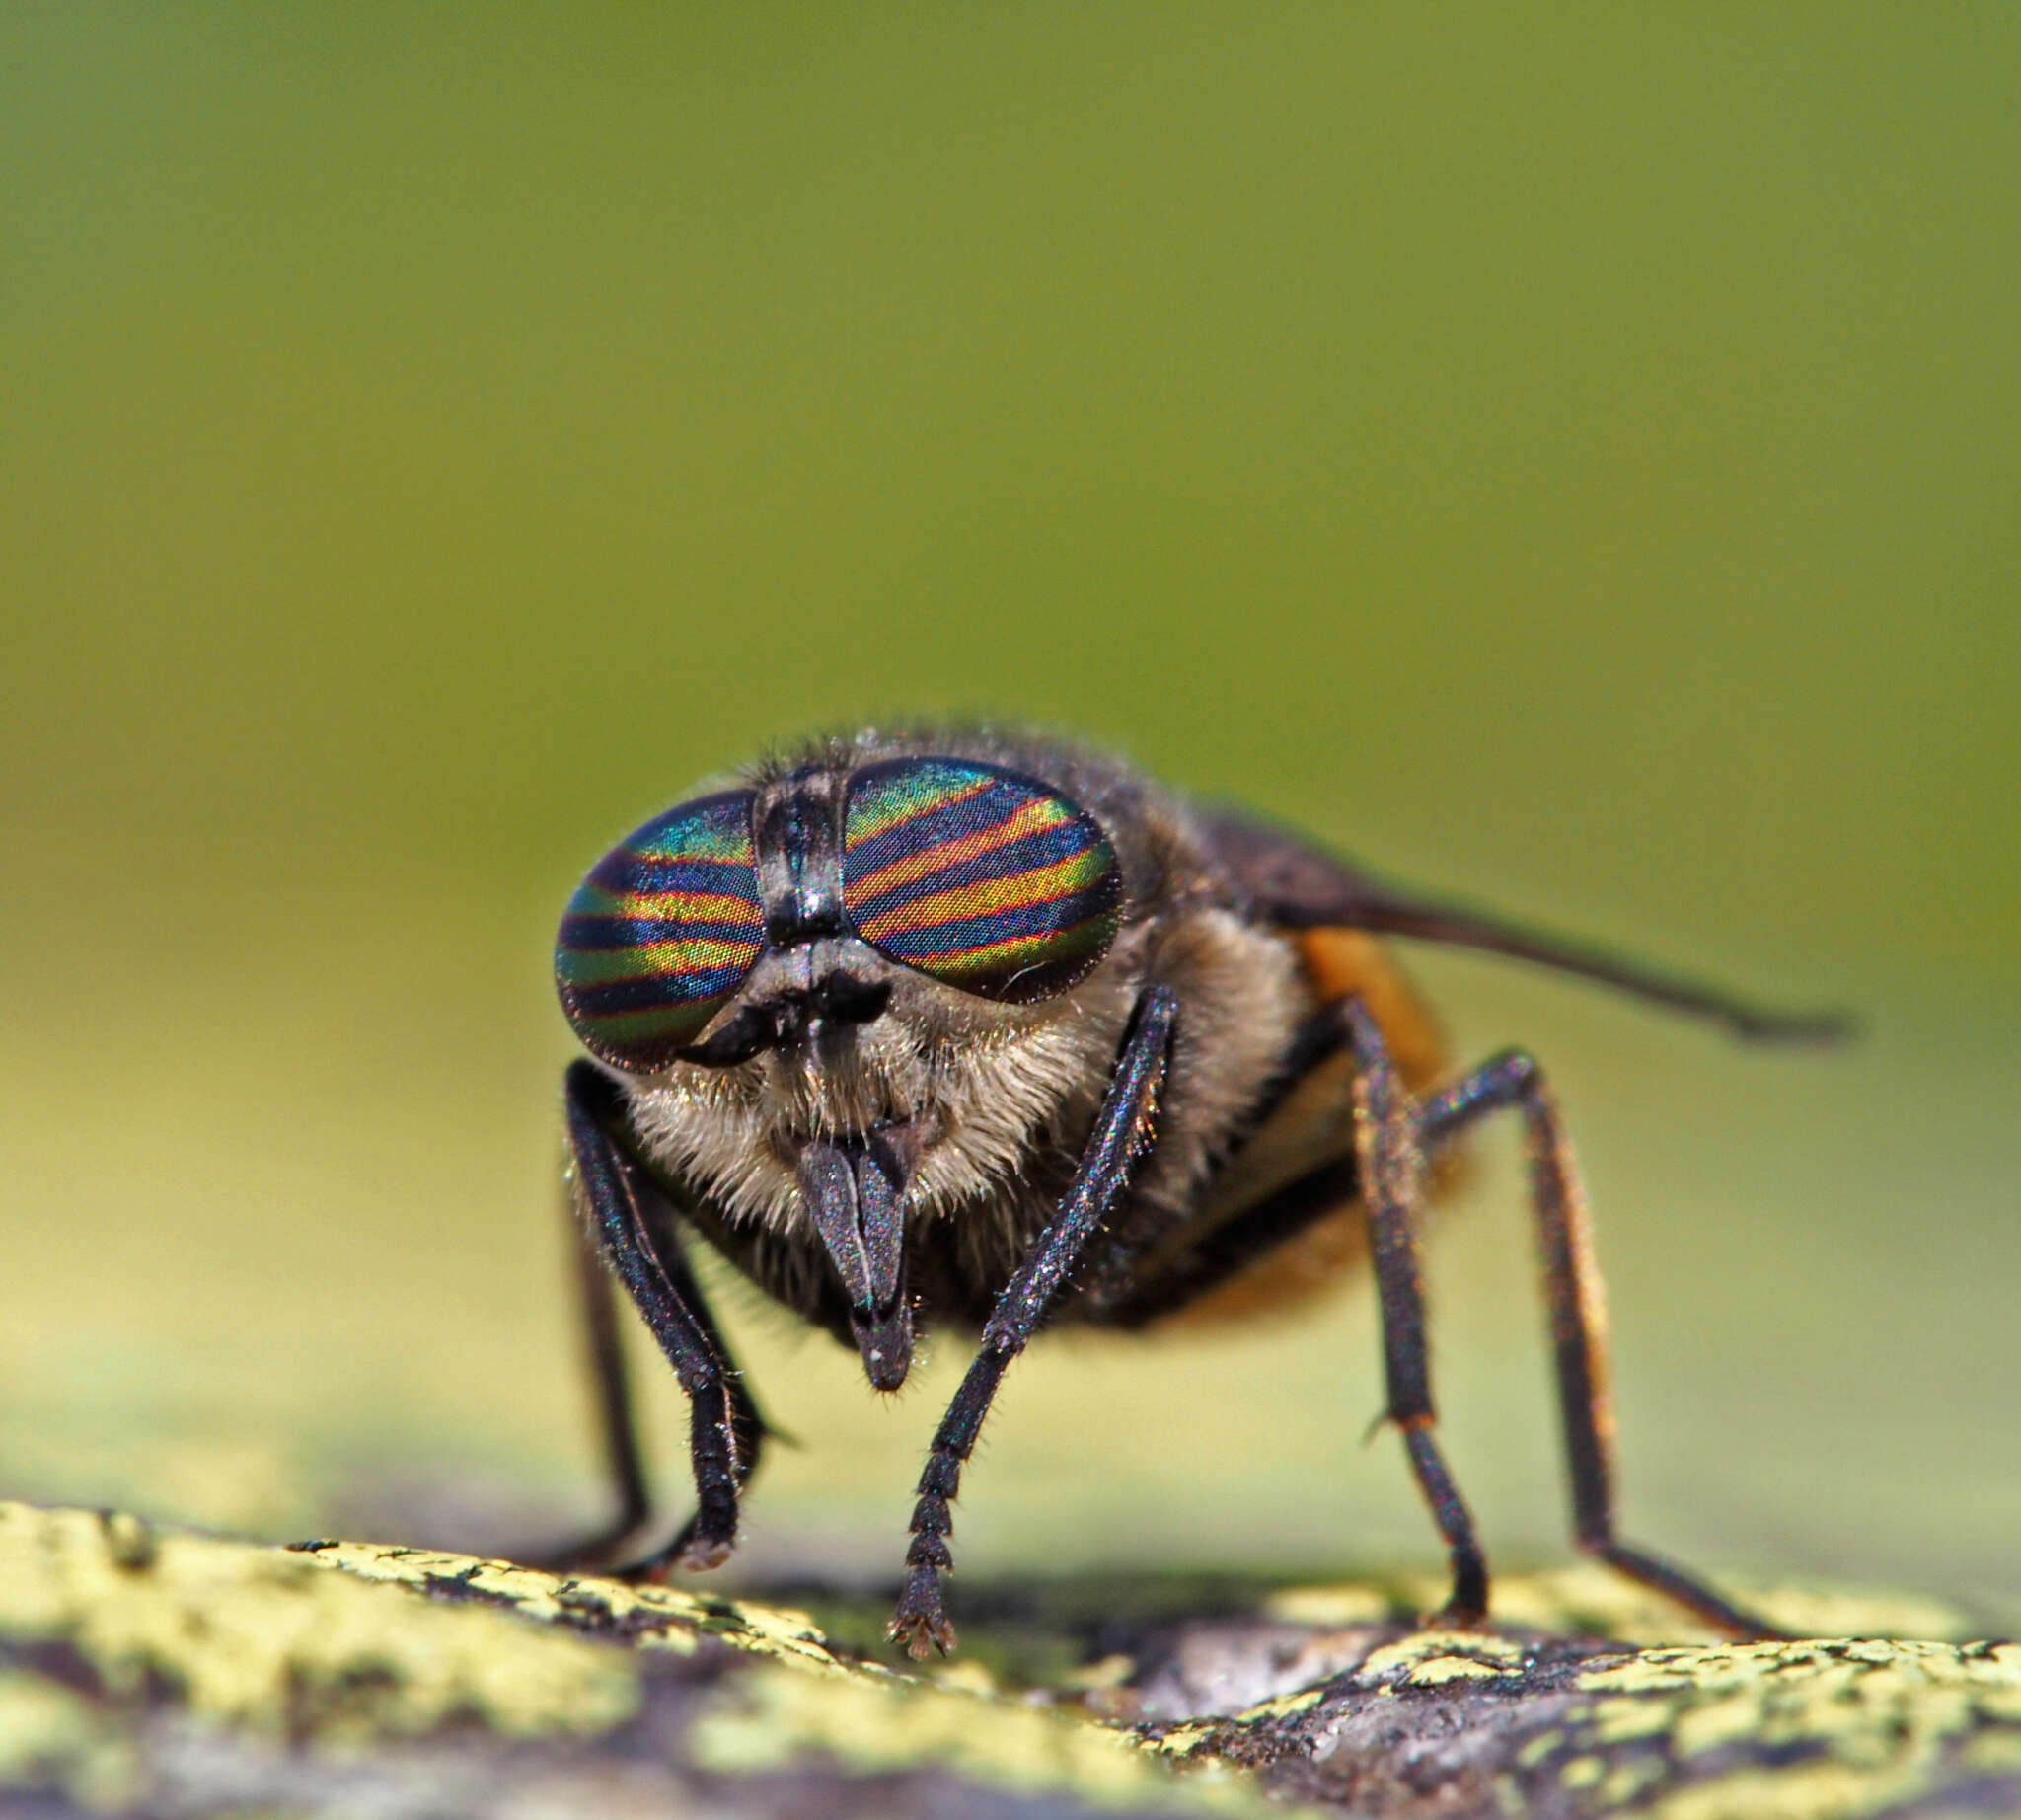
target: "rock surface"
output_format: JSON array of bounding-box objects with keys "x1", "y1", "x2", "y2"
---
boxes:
[{"x1": 2, "y1": 1501, "x2": 2015, "y2": 1818}]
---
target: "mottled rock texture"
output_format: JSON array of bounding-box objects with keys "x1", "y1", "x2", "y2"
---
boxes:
[{"x1": 1, "y1": 1501, "x2": 2014, "y2": 1818}]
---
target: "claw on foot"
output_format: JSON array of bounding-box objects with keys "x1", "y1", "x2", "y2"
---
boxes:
[
  {"x1": 888, "y1": 1565, "x2": 957, "y2": 1660},
  {"x1": 605, "y1": 1519, "x2": 735, "y2": 1584},
  {"x1": 675, "y1": 1535, "x2": 734, "y2": 1572}
]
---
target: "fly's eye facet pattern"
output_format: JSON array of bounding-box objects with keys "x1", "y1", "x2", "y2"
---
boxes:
[
  {"x1": 841, "y1": 758, "x2": 1124, "y2": 1002},
  {"x1": 555, "y1": 791, "x2": 765, "y2": 1070}
]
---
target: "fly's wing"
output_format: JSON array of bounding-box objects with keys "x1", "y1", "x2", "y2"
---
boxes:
[
  {"x1": 1193, "y1": 804, "x2": 1415, "y2": 931},
  {"x1": 1193, "y1": 805, "x2": 1851, "y2": 1044}
]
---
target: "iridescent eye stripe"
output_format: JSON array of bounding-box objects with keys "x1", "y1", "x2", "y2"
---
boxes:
[
  {"x1": 555, "y1": 791, "x2": 764, "y2": 1068},
  {"x1": 842, "y1": 768, "x2": 998, "y2": 849},
  {"x1": 856, "y1": 851, "x2": 1110, "y2": 940},
  {"x1": 842, "y1": 759, "x2": 1124, "y2": 1002},
  {"x1": 847, "y1": 796, "x2": 1062, "y2": 903}
]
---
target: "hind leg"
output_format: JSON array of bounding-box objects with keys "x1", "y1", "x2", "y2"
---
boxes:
[{"x1": 1414, "y1": 1043, "x2": 1782, "y2": 1636}]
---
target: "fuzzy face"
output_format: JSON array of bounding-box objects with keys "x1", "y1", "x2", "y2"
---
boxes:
[
  {"x1": 557, "y1": 727, "x2": 1314, "y2": 1369},
  {"x1": 619, "y1": 935, "x2": 1142, "y2": 1233}
]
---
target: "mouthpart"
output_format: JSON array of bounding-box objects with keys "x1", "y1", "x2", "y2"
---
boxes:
[{"x1": 795, "y1": 1122, "x2": 923, "y2": 1391}]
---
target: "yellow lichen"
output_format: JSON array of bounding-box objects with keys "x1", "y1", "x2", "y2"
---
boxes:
[
  {"x1": 1235, "y1": 1685, "x2": 1326, "y2": 1722},
  {"x1": 692, "y1": 1665, "x2": 1271, "y2": 1813},
  {"x1": 1357, "y1": 1629, "x2": 1524, "y2": 1688},
  {"x1": 1579, "y1": 1641, "x2": 1821, "y2": 1695},
  {"x1": 1482, "y1": 1565, "x2": 1980, "y2": 1650},
  {"x1": 1063, "y1": 1652, "x2": 1140, "y2": 1693},
  {"x1": 299, "y1": 1539, "x2": 849, "y2": 1674},
  {"x1": 0, "y1": 1667, "x2": 139, "y2": 1810},
  {"x1": 0, "y1": 1506, "x2": 1291, "y2": 1816},
  {"x1": 1402, "y1": 1653, "x2": 1515, "y2": 1686},
  {"x1": 1963, "y1": 1730, "x2": 2021, "y2": 1773},
  {"x1": 1559, "y1": 1635, "x2": 2021, "y2": 1819},
  {"x1": 1673, "y1": 1691, "x2": 1776, "y2": 1757},
  {"x1": 0, "y1": 1503, "x2": 637, "y2": 1742},
  {"x1": 1588, "y1": 1695, "x2": 1680, "y2": 1744},
  {"x1": 1649, "y1": 1760, "x2": 1922, "y2": 1820},
  {"x1": 1598, "y1": 1755, "x2": 1667, "y2": 1806},
  {"x1": 6, "y1": 1501, "x2": 2013, "y2": 1820},
  {"x1": 932, "y1": 1656, "x2": 1000, "y2": 1697},
  {"x1": 1261, "y1": 1583, "x2": 1394, "y2": 1628}
]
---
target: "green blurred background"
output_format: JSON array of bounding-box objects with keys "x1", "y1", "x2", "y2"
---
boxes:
[{"x1": 3, "y1": 8, "x2": 2016, "y2": 1618}]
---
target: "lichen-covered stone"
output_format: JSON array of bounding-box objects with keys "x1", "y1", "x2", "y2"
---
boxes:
[
  {"x1": 1131, "y1": 1622, "x2": 2021, "y2": 1817},
  {"x1": 2, "y1": 1500, "x2": 2014, "y2": 1818},
  {"x1": 0, "y1": 1502, "x2": 1270, "y2": 1816}
]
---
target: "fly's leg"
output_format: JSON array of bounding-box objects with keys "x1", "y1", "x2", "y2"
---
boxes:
[
  {"x1": 1100, "y1": 995, "x2": 1779, "y2": 1637},
  {"x1": 559, "y1": 1060, "x2": 766, "y2": 1575},
  {"x1": 1341, "y1": 1000, "x2": 1491, "y2": 1622},
  {"x1": 888, "y1": 986, "x2": 1177, "y2": 1659},
  {"x1": 1416, "y1": 1048, "x2": 1785, "y2": 1638},
  {"x1": 542, "y1": 1191, "x2": 651, "y2": 1566}
]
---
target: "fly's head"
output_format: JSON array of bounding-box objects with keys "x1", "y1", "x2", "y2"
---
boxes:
[{"x1": 556, "y1": 742, "x2": 1137, "y2": 1388}]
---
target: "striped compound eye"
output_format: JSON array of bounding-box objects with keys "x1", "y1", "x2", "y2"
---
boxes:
[
  {"x1": 556, "y1": 792, "x2": 766, "y2": 1071},
  {"x1": 841, "y1": 758, "x2": 1124, "y2": 1002}
]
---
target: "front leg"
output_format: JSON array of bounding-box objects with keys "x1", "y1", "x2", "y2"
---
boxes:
[
  {"x1": 888, "y1": 986, "x2": 1178, "y2": 1659},
  {"x1": 563, "y1": 1060, "x2": 764, "y2": 1572}
]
